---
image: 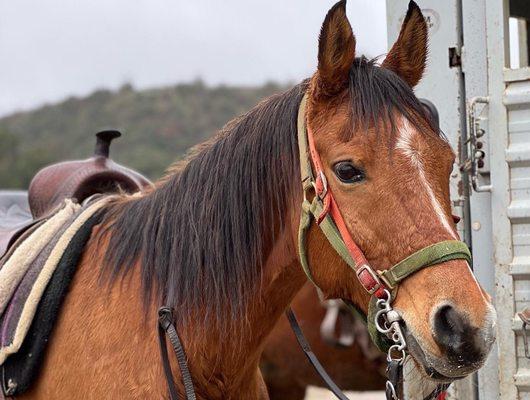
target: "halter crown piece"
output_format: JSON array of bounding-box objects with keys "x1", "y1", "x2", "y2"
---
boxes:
[{"x1": 296, "y1": 93, "x2": 471, "y2": 400}]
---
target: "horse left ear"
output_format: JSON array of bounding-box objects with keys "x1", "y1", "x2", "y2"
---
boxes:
[
  {"x1": 315, "y1": 0, "x2": 356, "y2": 99},
  {"x1": 382, "y1": 1, "x2": 428, "y2": 88}
]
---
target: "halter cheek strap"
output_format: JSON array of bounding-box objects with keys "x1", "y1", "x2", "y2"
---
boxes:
[
  {"x1": 299, "y1": 95, "x2": 385, "y2": 298},
  {"x1": 296, "y1": 92, "x2": 472, "y2": 329}
]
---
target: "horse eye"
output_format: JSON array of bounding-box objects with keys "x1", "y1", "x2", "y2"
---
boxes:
[{"x1": 333, "y1": 162, "x2": 365, "y2": 184}]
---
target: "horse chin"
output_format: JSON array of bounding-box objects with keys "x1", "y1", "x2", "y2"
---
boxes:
[{"x1": 404, "y1": 328, "x2": 470, "y2": 384}]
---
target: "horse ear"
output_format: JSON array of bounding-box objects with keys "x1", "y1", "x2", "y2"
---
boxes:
[
  {"x1": 314, "y1": 0, "x2": 356, "y2": 99},
  {"x1": 382, "y1": 1, "x2": 428, "y2": 88}
]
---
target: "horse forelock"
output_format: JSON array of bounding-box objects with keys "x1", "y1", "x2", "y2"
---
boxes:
[{"x1": 345, "y1": 57, "x2": 440, "y2": 142}]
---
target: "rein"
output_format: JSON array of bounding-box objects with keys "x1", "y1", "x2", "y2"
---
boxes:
[
  {"x1": 158, "y1": 308, "x2": 196, "y2": 400},
  {"x1": 155, "y1": 93, "x2": 471, "y2": 400}
]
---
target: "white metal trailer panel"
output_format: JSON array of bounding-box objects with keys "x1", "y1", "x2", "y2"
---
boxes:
[
  {"x1": 484, "y1": 0, "x2": 530, "y2": 398},
  {"x1": 505, "y1": 78, "x2": 530, "y2": 399},
  {"x1": 387, "y1": 0, "x2": 530, "y2": 398}
]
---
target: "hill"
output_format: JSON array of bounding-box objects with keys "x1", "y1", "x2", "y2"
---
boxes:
[{"x1": 0, "y1": 81, "x2": 288, "y2": 188}]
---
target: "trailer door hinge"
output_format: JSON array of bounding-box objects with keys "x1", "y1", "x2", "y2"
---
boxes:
[{"x1": 449, "y1": 47, "x2": 462, "y2": 67}]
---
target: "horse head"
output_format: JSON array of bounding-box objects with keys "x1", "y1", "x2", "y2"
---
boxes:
[{"x1": 301, "y1": 0, "x2": 496, "y2": 383}]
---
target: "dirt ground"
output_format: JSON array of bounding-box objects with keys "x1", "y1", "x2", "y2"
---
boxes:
[{"x1": 304, "y1": 387, "x2": 385, "y2": 400}]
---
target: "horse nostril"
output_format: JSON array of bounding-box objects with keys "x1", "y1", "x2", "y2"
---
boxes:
[
  {"x1": 433, "y1": 305, "x2": 463, "y2": 349},
  {"x1": 433, "y1": 305, "x2": 483, "y2": 365}
]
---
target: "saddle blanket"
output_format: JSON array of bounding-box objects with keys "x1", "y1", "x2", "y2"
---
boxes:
[{"x1": 0, "y1": 196, "x2": 110, "y2": 396}]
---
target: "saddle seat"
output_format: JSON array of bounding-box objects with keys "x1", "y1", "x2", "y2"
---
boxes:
[{"x1": 0, "y1": 130, "x2": 152, "y2": 259}]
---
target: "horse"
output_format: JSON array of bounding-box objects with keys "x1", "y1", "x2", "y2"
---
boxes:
[
  {"x1": 261, "y1": 283, "x2": 386, "y2": 399},
  {"x1": 18, "y1": 1, "x2": 496, "y2": 398}
]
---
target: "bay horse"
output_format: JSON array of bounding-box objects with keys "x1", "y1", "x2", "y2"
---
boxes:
[{"x1": 19, "y1": 1, "x2": 496, "y2": 399}]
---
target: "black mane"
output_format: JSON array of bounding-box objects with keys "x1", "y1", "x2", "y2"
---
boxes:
[
  {"x1": 97, "y1": 58, "x2": 432, "y2": 332},
  {"x1": 98, "y1": 82, "x2": 306, "y2": 330}
]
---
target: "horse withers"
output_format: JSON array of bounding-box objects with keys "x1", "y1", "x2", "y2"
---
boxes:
[{"x1": 15, "y1": 1, "x2": 495, "y2": 399}]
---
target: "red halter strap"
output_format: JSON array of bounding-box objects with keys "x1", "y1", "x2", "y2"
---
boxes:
[{"x1": 306, "y1": 124, "x2": 387, "y2": 298}]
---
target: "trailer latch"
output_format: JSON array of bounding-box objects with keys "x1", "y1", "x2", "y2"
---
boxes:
[{"x1": 463, "y1": 96, "x2": 492, "y2": 192}]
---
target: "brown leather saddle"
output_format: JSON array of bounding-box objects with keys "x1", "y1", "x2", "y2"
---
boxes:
[{"x1": 0, "y1": 130, "x2": 152, "y2": 258}]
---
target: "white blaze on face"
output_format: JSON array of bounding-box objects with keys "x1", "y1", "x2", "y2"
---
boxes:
[{"x1": 395, "y1": 118, "x2": 458, "y2": 239}]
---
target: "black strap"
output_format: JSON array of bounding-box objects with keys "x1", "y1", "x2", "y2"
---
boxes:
[
  {"x1": 156, "y1": 305, "x2": 446, "y2": 400},
  {"x1": 286, "y1": 308, "x2": 351, "y2": 400},
  {"x1": 158, "y1": 307, "x2": 196, "y2": 400},
  {"x1": 385, "y1": 360, "x2": 402, "y2": 400}
]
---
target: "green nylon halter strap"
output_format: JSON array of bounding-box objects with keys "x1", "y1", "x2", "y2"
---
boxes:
[
  {"x1": 378, "y1": 240, "x2": 472, "y2": 289},
  {"x1": 297, "y1": 94, "x2": 356, "y2": 287}
]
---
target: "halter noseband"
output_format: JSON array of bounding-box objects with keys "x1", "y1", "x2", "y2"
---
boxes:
[{"x1": 296, "y1": 93, "x2": 470, "y2": 398}]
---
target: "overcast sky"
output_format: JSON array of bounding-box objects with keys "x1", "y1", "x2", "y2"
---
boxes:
[{"x1": 0, "y1": 1, "x2": 387, "y2": 117}]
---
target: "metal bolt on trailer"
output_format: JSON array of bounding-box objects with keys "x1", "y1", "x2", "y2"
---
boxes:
[{"x1": 387, "y1": 0, "x2": 530, "y2": 399}]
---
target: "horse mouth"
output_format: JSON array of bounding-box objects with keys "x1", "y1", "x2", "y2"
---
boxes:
[{"x1": 404, "y1": 328, "x2": 468, "y2": 383}]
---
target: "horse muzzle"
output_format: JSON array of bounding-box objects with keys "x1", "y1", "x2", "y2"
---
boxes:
[{"x1": 404, "y1": 303, "x2": 497, "y2": 382}]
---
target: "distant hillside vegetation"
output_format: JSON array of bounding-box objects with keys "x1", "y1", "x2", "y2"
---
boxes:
[{"x1": 0, "y1": 81, "x2": 288, "y2": 188}]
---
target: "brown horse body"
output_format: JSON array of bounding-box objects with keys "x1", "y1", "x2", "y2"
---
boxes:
[
  {"x1": 261, "y1": 284, "x2": 385, "y2": 400},
  {"x1": 21, "y1": 229, "x2": 306, "y2": 399},
  {"x1": 17, "y1": 2, "x2": 496, "y2": 399}
]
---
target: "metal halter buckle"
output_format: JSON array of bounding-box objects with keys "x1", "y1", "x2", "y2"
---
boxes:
[
  {"x1": 356, "y1": 264, "x2": 383, "y2": 295},
  {"x1": 312, "y1": 170, "x2": 328, "y2": 199}
]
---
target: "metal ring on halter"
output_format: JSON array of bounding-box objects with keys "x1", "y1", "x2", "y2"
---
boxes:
[
  {"x1": 302, "y1": 178, "x2": 314, "y2": 204},
  {"x1": 381, "y1": 289, "x2": 392, "y2": 302},
  {"x1": 376, "y1": 297, "x2": 391, "y2": 310},
  {"x1": 375, "y1": 308, "x2": 393, "y2": 334},
  {"x1": 375, "y1": 292, "x2": 392, "y2": 314},
  {"x1": 311, "y1": 171, "x2": 328, "y2": 199},
  {"x1": 387, "y1": 344, "x2": 406, "y2": 363}
]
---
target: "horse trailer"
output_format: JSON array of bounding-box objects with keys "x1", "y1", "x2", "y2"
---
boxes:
[{"x1": 387, "y1": 0, "x2": 530, "y2": 398}]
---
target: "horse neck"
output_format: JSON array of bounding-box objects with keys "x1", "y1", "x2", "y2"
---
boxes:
[
  {"x1": 182, "y1": 199, "x2": 307, "y2": 386},
  {"x1": 242, "y1": 227, "x2": 306, "y2": 347}
]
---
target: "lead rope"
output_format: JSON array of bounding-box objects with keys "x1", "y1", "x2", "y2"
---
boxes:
[
  {"x1": 288, "y1": 286, "x2": 448, "y2": 400},
  {"x1": 287, "y1": 303, "x2": 406, "y2": 400}
]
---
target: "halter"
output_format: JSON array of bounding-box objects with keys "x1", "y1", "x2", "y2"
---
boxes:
[{"x1": 295, "y1": 93, "x2": 471, "y2": 399}]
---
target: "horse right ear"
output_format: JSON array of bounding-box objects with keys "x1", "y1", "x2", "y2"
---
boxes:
[{"x1": 314, "y1": 0, "x2": 356, "y2": 99}]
